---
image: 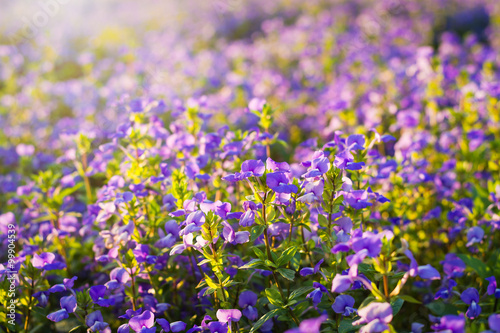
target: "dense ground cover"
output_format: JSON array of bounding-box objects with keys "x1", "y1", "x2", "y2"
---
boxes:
[{"x1": 1, "y1": 0, "x2": 500, "y2": 332}]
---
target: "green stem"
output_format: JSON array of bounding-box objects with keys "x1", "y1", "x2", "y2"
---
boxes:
[
  {"x1": 130, "y1": 273, "x2": 137, "y2": 311},
  {"x1": 24, "y1": 277, "x2": 34, "y2": 332},
  {"x1": 81, "y1": 153, "x2": 93, "y2": 203},
  {"x1": 262, "y1": 196, "x2": 300, "y2": 327},
  {"x1": 206, "y1": 220, "x2": 227, "y2": 304}
]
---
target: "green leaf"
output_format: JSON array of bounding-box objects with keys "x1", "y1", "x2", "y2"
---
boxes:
[
  {"x1": 317, "y1": 214, "x2": 328, "y2": 228},
  {"x1": 398, "y1": 295, "x2": 422, "y2": 304},
  {"x1": 276, "y1": 246, "x2": 298, "y2": 267},
  {"x1": 426, "y1": 301, "x2": 460, "y2": 316},
  {"x1": 250, "y1": 308, "x2": 284, "y2": 333},
  {"x1": 390, "y1": 298, "x2": 404, "y2": 316},
  {"x1": 240, "y1": 259, "x2": 266, "y2": 270},
  {"x1": 277, "y1": 268, "x2": 295, "y2": 281},
  {"x1": 370, "y1": 282, "x2": 386, "y2": 301},
  {"x1": 339, "y1": 318, "x2": 362, "y2": 333},
  {"x1": 265, "y1": 288, "x2": 283, "y2": 307},
  {"x1": 265, "y1": 260, "x2": 277, "y2": 268},
  {"x1": 289, "y1": 286, "x2": 315, "y2": 300},
  {"x1": 251, "y1": 225, "x2": 266, "y2": 242},
  {"x1": 456, "y1": 253, "x2": 491, "y2": 279},
  {"x1": 252, "y1": 247, "x2": 266, "y2": 261},
  {"x1": 487, "y1": 249, "x2": 500, "y2": 277}
]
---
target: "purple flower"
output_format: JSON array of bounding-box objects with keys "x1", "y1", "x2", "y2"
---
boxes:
[
  {"x1": 60, "y1": 295, "x2": 77, "y2": 313},
  {"x1": 347, "y1": 134, "x2": 366, "y2": 150},
  {"x1": 434, "y1": 279, "x2": 457, "y2": 300},
  {"x1": 346, "y1": 161, "x2": 365, "y2": 170},
  {"x1": 334, "y1": 149, "x2": 354, "y2": 169},
  {"x1": 129, "y1": 310, "x2": 155, "y2": 332},
  {"x1": 47, "y1": 309, "x2": 69, "y2": 322},
  {"x1": 223, "y1": 160, "x2": 265, "y2": 182},
  {"x1": 377, "y1": 160, "x2": 397, "y2": 179},
  {"x1": 119, "y1": 308, "x2": 143, "y2": 319},
  {"x1": 241, "y1": 159, "x2": 265, "y2": 177},
  {"x1": 86, "y1": 310, "x2": 109, "y2": 332},
  {"x1": 302, "y1": 153, "x2": 330, "y2": 178},
  {"x1": 344, "y1": 190, "x2": 372, "y2": 210},
  {"x1": 266, "y1": 157, "x2": 291, "y2": 173},
  {"x1": 488, "y1": 314, "x2": 500, "y2": 333},
  {"x1": 48, "y1": 276, "x2": 78, "y2": 293},
  {"x1": 156, "y1": 318, "x2": 170, "y2": 332},
  {"x1": 106, "y1": 267, "x2": 130, "y2": 290},
  {"x1": 185, "y1": 210, "x2": 206, "y2": 226},
  {"x1": 155, "y1": 227, "x2": 178, "y2": 248},
  {"x1": 222, "y1": 221, "x2": 249, "y2": 244},
  {"x1": 351, "y1": 231, "x2": 384, "y2": 257},
  {"x1": 89, "y1": 285, "x2": 115, "y2": 307},
  {"x1": 216, "y1": 309, "x2": 242, "y2": 323},
  {"x1": 411, "y1": 323, "x2": 424, "y2": 333},
  {"x1": 171, "y1": 321, "x2": 187, "y2": 332},
  {"x1": 284, "y1": 315, "x2": 327, "y2": 333},
  {"x1": 239, "y1": 202, "x2": 257, "y2": 227},
  {"x1": 486, "y1": 277, "x2": 500, "y2": 298},
  {"x1": 34, "y1": 291, "x2": 49, "y2": 307},
  {"x1": 417, "y1": 265, "x2": 441, "y2": 280},
  {"x1": 222, "y1": 173, "x2": 245, "y2": 182},
  {"x1": 31, "y1": 252, "x2": 66, "y2": 271},
  {"x1": 299, "y1": 259, "x2": 325, "y2": 278},
  {"x1": 208, "y1": 322, "x2": 228, "y2": 333},
  {"x1": 431, "y1": 314, "x2": 465, "y2": 333},
  {"x1": 306, "y1": 282, "x2": 328, "y2": 306},
  {"x1": 248, "y1": 98, "x2": 266, "y2": 111},
  {"x1": 440, "y1": 254, "x2": 465, "y2": 278},
  {"x1": 460, "y1": 288, "x2": 481, "y2": 319},
  {"x1": 239, "y1": 291, "x2": 258, "y2": 321},
  {"x1": 402, "y1": 244, "x2": 418, "y2": 277},
  {"x1": 466, "y1": 227, "x2": 484, "y2": 247},
  {"x1": 16, "y1": 143, "x2": 35, "y2": 156},
  {"x1": 266, "y1": 172, "x2": 298, "y2": 193},
  {"x1": 331, "y1": 274, "x2": 355, "y2": 293},
  {"x1": 353, "y1": 302, "x2": 393, "y2": 333},
  {"x1": 332, "y1": 295, "x2": 356, "y2": 316},
  {"x1": 118, "y1": 324, "x2": 131, "y2": 333}
]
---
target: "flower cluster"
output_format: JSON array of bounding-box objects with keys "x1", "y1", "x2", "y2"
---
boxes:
[{"x1": 1, "y1": 0, "x2": 500, "y2": 333}]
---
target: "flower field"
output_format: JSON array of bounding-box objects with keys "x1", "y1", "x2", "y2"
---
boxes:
[{"x1": 1, "y1": 0, "x2": 500, "y2": 332}]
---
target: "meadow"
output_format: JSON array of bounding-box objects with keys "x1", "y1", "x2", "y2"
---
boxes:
[{"x1": 1, "y1": 0, "x2": 500, "y2": 332}]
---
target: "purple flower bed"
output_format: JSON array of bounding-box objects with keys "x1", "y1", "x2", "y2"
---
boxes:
[{"x1": 1, "y1": 0, "x2": 500, "y2": 332}]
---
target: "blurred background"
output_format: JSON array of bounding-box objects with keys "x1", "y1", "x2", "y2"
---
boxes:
[{"x1": 0, "y1": 0, "x2": 498, "y2": 159}]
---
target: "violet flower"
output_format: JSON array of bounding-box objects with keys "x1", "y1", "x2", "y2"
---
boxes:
[
  {"x1": 89, "y1": 285, "x2": 115, "y2": 307},
  {"x1": 284, "y1": 315, "x2": 328, "y2": 333},
  {"x1": 431, "y1": 314, "x2": 465, "y2": 333},
  {"x1": 486, "y1": 276, "x2": 500, "y2": 298},
  {"x1": 86, "y1": 310, "x2": 110, "y2": 332},
  {"x1": 48, "y1": 276, "x2": 78, "y2": 293},
  {"x1": 129, "y1": 310, "x2": 155, "y2": 333},
  {"x1": 31, "y1": 252, "x2": 66, "y2": 270},
  {"x1": 238, "y1": 290, "x2": 258, "y2": 321},
  {"x1": 344, "y1": 190, "x2": 372, "y2": 210},
  {"x1": 417, "y1": 265, "x2": 441, "y2": 280},
  {"x1": 171, "y1": 321, "x2": 187, "y2": 332},
  {"x1": 332, "y1": 295, "x2": 356, "y2": 316},
  {"x1": 466, "y1": 226, "x2": 484, "y2": 247},
  {"x1": 460, "y1": 288, "x2": 481, "y2": 319},
  {"x1": 487, "y1": 314, "x2": 500, "y2": 333},
  {"x1": 440, "y1": 254, "x2": 466, "y2": 278},
  {"x1": 266, "y1": 172, "x2": 298, "y2": 193},
  {"x1": 216, "y1": 309, "x2": 242, "y2": 323},
  {"x1": 306, "y1": 282, "x2": 328, "y2": 306},
  {"x1": 299, "y1": 259, "x2": 325, "y2": 278},
  {"x1": 353, "y1": 302, "x2": 393, "y2": 333}
]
